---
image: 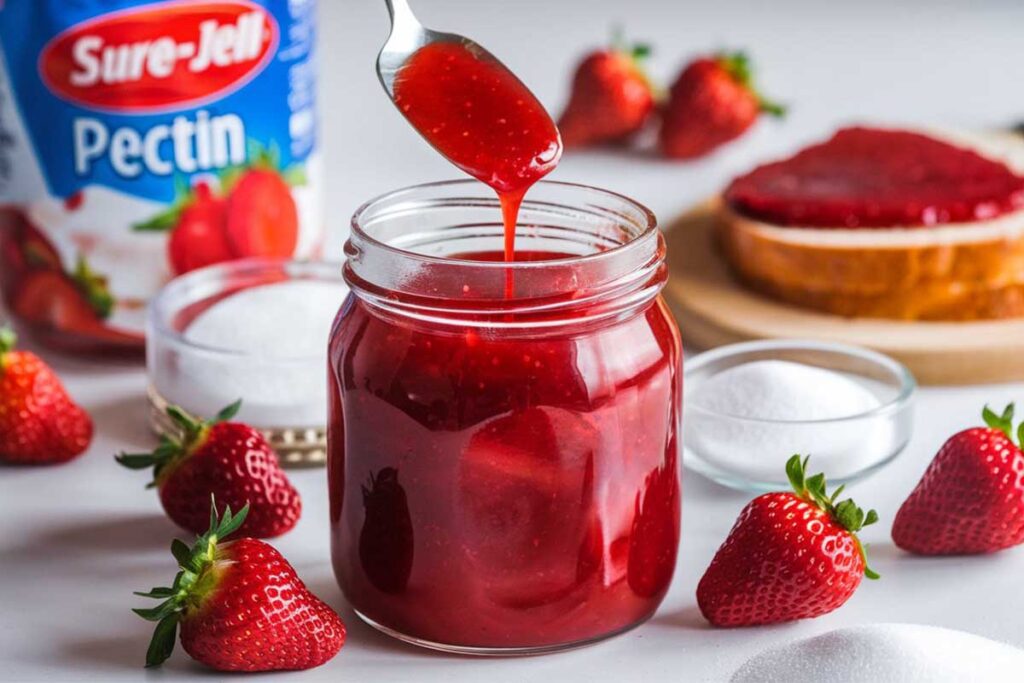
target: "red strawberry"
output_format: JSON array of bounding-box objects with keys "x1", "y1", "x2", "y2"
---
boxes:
[
  {"x1": 893, "y1": 404, "x2": 1024, "y2": 555},
  {"x1": 0, "y1": 209, "x2": 62, "y2": 298},
  {"x1": 660, "y1": 51, "x2": 784, "y2": 159},
  {"x1": 0, "y1": 210, "x2": 62, "y2": 271},
  {"x1": 11, "y1": 268, "x2": 140, "y2": 349},
  {"x1": 168, "y1": 185, "x2": 233, "y2": 275},
  {"x1": 11, "y1": 270, "x2": 98, "y2": 331},
  {"x1": 557, "y1": 37, "x2": 657, "y2": 148},
  {"x1": 0, "y1": 327, "x2": 93, "y2": 464},
  {"x1": 116, "y1": 401, "x2": 301, "y2": 538},
  {"x1": 697, "y1": 456, "x2": 878, "y2": 627},
  {"x1": 225, "y1": 169, "x2": 299, "y2": 259},
  {"x1": 133, "y1": 502, "x2": 345, "y2": 671}
]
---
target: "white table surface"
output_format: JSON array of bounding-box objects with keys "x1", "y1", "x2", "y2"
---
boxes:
[{"x1": 4, "y1": 1, "x2": 1024, "y2": 681}]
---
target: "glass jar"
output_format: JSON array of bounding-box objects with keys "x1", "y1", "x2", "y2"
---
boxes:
[{"x1": 328, "y1": 180, "x2": 682, "y2": 654}]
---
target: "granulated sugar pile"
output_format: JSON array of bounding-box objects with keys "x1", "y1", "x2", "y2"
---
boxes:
[
  {"x1": 731, "y1": 624, "x2": 1024, "y2": 682},
  {"x1": 176, "y1": 279, "x2": 348, "y2": 426},
  {"x1": 687, "y1": 360, "x2": 889, "y2": 482}
]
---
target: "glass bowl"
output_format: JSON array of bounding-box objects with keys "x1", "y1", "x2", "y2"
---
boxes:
[
  {"x1": 147, "y1": 259, "x2": 348, "y2": 467},
  {"x1": 683, "y1": 339, "x2": 916, "y2": 492}
]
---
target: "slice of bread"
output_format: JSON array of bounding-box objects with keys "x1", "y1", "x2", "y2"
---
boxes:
[{"x1": 718, "y1": 130, "x2": 1024, "y2": 321}]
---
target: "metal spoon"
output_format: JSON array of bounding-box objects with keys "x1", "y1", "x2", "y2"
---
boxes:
[
  {"x1": 377, "y1": 0, "x2": 494, "y2": 97},
  {"x1": 376, "y1": 0, "x2": 561, "y2": 196}
]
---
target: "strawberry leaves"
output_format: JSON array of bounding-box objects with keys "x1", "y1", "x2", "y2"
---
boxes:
[
  {"x1": 786, "y1": 454, "x2": 880, "y2": 579},
  {"x1": 610, "y1": 26, "x2": 652, "y2": 62},
  {"x1": 0, "y1": 326, "x2": 16, "y2": 367},
  {"x1": 220, "y1": 140, "x2": 307, "y2": 192},
  {"x1": 71, "y1": 255, "x2": 114, "y2": 319},
  {"x1": 145, "y1": 613, "x2": 179, "y2": 669},
  {"x1": 716, "y1": 50, "x2": 786, "y2": 118},
  {"x1": 132, "y1": 499, "x2": 249, "y2": 668},
  {"x1": 116, "y1": 400, "x2": 242, "y2": 487},
  {"x1": 133, "y1": 176, "x2": 197, "y2": 233},
  {"x1": 982, "y1": 403, "x2": 1022, "y2": 447}
]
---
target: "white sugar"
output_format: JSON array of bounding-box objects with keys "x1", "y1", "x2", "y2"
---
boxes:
[
  {"x1": 693, "y1": 360, "x2": 879, "y2": 421},
  {"x1": 164, "y1": 279, "x2": 348, "y2": 427},
  {"x1": 732, "y1": 624, "x2": 1024, "y2": 682},
  {"x1": 186, "y1": 280, "x2": 345, "y2": 358},
  {"x1": 687, "y1": 360, "x2": 892, "y2": 482}
]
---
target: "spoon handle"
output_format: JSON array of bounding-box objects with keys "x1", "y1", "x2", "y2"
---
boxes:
[{"x1": 384, "y1": 0, "x2": 416, "y2": 22}]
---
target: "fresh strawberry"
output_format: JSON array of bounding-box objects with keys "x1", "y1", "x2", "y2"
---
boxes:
[
  {"x1": 893, "y1": 404, "x2": 1024, "y2": 555},
  {"x1": 12, "y1": 271, "x2": 95, "y2": 329},
  {"x1": 0, "y1": 210, "x2": 62, "y2": 271},
  {"x1": 10, "y1": 268, "x2": 140, "y2": 348},
  {"x1": 133, "y1": 501, "x2": 345, "y2": 671},
  {"x1": 167, "y1": 184, "x2": 233, "y2": 275},
  {"x1": 116, "y1": 401, "x2": 301, "y2": 538},
  {"x1": 225, "y1": 168, "x2": 299, "y2": 259},
  {"x1": 0, "y1": 209, "x2": 62, "y2": 298},
  {"x1": 660, "y1": 51, "x2": 784, "y2": 159},
  {"x1": 0, "y1": 327, "x2": 93, "y2": 464},
  {"x1": 14, "y1": 263, "x2": 105, "y2": 325},
  {"x1": 557, "y1": 36, "x2": 656, "y2": 148},
  {"x1": 697, "y1": 455, "x2": 878, "y2": 627}
]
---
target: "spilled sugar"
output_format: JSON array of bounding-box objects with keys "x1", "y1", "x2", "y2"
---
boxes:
[{"x1": 731, "y1": 624, "x2": 1024, "y2": 683}]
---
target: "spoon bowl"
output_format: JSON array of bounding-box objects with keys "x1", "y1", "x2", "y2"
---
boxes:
[
  {"x1": 375, "y1": 0, "x2": 562, "y2": 198},
  {"x1": 377, "y1": 0, "x2": 497, "y2": 97}
]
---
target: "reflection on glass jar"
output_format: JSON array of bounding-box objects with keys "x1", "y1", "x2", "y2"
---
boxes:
[{"x1": 328, "y1": 180, "x2": 682, "y2": 654}]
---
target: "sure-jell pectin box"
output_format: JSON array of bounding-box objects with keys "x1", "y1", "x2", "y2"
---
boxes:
[{"x1": 0, "y1": 0, "x2": 321, "y2": 355}]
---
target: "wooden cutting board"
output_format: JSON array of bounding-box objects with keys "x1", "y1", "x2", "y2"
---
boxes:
[{"x1": 663, "y1": 200, "x2": 1024, "y2": 386}]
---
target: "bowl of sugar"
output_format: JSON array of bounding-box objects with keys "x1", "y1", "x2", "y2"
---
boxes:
[
  {"x1": 147, "y1": 259, "x2": 349, "y2": 467},
  {"x1": 683, "y1": 339, "x2": 916, "y2": 492}
]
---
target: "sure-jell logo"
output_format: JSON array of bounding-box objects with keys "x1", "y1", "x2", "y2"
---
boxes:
[{"x1": 39, "y1": 1, "x2": 279, "y2": 113}]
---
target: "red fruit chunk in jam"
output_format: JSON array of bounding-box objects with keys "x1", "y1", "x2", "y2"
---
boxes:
[
  {"x1": 628, "y1": 463, "x2": 681, "y2": 598},
  {"x1": 724, "y1": 127, "x2": 1024, "y2": 228},
  {"x1": 458, "y1": 406, "x2": 599, "y2": 607}
]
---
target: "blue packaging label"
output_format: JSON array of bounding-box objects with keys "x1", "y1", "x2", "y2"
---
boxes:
[{"x1": 0, "y1": 0, "x2": 322, "y2": 340}]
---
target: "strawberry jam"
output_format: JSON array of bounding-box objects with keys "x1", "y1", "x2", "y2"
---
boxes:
[
  {"x1": 392, "y1": 41, "x2": 562, "y2": 261},
  {"x1": 725, "y1": 127, "x2": 1024, "y2": 228},
  {"x1": 329, "y1": 181, "x2": 681, "y2": 652}
]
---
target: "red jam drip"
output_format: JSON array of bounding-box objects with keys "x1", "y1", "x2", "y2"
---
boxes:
[
  {"x1": 449, "y1": 249, "x2": 579, "y2": 262},
  {"x1": 393, "y1": 42, "x2": 562, "y2": 262},
  {"x1": 725, "y1": 127, "x2": 1024, "y2": 228}
]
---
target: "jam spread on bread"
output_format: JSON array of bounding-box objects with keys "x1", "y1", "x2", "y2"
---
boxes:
[{"x1": 724, "y1": 127, "x2": 1024, "y2": 228}]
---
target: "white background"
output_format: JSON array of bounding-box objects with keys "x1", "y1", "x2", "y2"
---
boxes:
[{"x1": 3, "y1": 0, "x2": 1024, "y2": 681}]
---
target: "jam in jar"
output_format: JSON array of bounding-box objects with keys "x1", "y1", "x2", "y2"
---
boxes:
[{"x1": 328, "y1": 180, "x2": 682, "y2": 654}]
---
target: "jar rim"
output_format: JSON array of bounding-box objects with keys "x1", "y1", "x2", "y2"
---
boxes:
[
  {"x1": 349, "y1": 178, "x2": 659, "y2": 269},
  {"x1": 344, "y1": 180, "x2": 666, "y2": 328}
]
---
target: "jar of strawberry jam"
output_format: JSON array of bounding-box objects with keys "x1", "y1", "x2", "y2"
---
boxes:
[{"x1": 328, "y1": 180, "x2": 682, "y2": 654}]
